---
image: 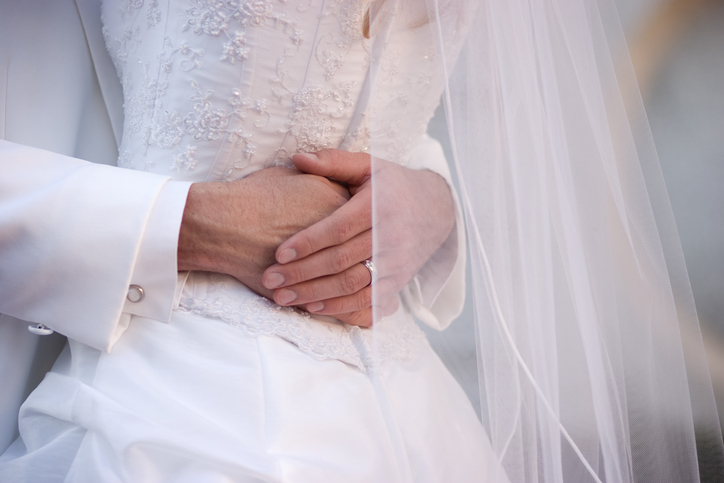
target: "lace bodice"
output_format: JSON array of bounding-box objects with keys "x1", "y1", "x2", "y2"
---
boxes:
[
  {"x1": 102, "y1": 0, "x2": 443, "y2": 180},
  {"x1": 101, "y1": 0, "x2": 447, "y2": 370}
]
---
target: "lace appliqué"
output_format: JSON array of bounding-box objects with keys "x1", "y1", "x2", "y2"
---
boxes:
[
  {"x1": 172, "y1": 145, "x2": 199, "y2": 172},
  {"x1": 104, "y1": 0, "x2": 375, "y2": 175},
  {"x1": 147, "y1": 0, "x2": 161, "y2": 28},
  {"x1": 177, "y1": 291, "x2": 425, "y2": 373},
  {"x1": 362, "y1": 20, "x2": 441, "y2": 165},
  {"x1": 221, "y1": 31, "x2": 249, "y2": 63},
  {"x1": 183, "y1": 0, "x2": 303, "y2": 45},
  {"x1": 286, "y1": 82, "x2": 357, "y2": 153},
  {"x1": 315, "y1": 0, "x2": 366, "y2": 80},
  {"x1": 119, "y1": 0, "x2": 143, "y2": 19}
]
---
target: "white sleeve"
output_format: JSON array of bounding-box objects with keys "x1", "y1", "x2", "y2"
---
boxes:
[
  {"x1": 399, "y1": 134, "x2": 466, "y2": 330},
  {"x1": 0, "y1": 140, "x2": 191, "y2": 351}
]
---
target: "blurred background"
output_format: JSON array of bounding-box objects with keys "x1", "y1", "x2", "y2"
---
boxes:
[
  {"x1": 629, "y1": 0, "x2": 724, "y2": 427},
  {"x1": 426, "y1": 0, "x2": 724, "y2": 432},
  {"x1": 612, "y1": 0, "x2": 724, "y2": 427}
]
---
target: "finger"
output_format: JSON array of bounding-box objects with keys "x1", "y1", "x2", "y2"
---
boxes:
[
  {"x1": 378, "y1": 294, "x2": 400, "y2": 317},
  {"x1": 304, "y1": 286, "x2": 371, "y2": 315},
  {"x1": 331, "y1": 296, "x2": 400, "y2": 328},
  {"x1": 324, "y1": 177, "x2": 352, "y2": 200},
  {"x1": 275, "y1": 189, "x2": 371, "y2": 264},
  {"x1": 304, "y1": 278, "x2": 397, "y2": 315},
  {"x1": 263, "y1": 230, "x2": 371, "y2": 289},
  {"x1": 292, "y1": 150, "x2": 371, "y2": 187},
  {"x1": 271, "y1": 262, "x2": 372, "y2": 306},
  {"x1": 334, "y1": 308, "x2": 372, "y2": 328}
]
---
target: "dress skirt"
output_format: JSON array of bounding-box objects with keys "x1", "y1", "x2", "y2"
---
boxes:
[{"x1": 0, "y1": 309, "x2": 507, "y2": 482}]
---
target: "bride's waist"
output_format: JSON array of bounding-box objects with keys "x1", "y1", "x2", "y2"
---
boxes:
[
  {"x1": 178, "y1": 271, "x2": 346, "y2": 331},
  {"x1": 118, "y1": 135, "x2": 293, "y2": 182},
  {"x1": 176, "y1": 272, "x2": 425, "y2": 372}
]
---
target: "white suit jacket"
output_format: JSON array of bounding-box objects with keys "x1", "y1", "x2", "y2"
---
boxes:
[
  {"x1": 0, "y1": 0, "x2": 192, "y2": 452},
  {"x1": 0, "y1": 0, "x2": 466, "y2": 455}
]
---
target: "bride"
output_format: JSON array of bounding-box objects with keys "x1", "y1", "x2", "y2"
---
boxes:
[{"x1": 2, "y1": 0, "x2": 722, "y2": 481}]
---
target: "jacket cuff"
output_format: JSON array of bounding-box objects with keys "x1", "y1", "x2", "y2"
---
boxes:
[
  {"x1": 0, "y1": 141, "x2": 182, "y2": 352},
  {"x1": 400, "y1": 134, "x2": 466, "y2": 330},
  {"x1": 114, "y1": 181, "x2": 192, "y2": 345}
]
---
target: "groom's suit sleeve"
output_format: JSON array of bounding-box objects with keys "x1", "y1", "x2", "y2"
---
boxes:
[
  {"x1": 0, "y1": 142, "x2": 191, "y2": 352},
  {"x1": 0, "y1": 0, "x2": 190, "y2": 353},
  {"x1": 401, "y1": 134, "x2": 466, "y2": 331}
]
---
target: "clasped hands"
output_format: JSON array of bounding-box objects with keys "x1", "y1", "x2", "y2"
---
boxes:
[{"x1": 178, "y1": 149, "x2": 455, "y2": 327}]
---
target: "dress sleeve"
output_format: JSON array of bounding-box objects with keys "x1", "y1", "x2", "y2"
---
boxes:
[
  {"x1": 399, "y1": 134, "x2": 466, "y2": 330},
  {"x1": 0, "y1": 140, "x2": 191, "y2": 352}
]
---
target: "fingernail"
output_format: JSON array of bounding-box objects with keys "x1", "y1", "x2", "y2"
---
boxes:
[
  {"x1": 307, "y1": 301, "x2": 324, "y2": 312},
  {"x1": 277, "y1": 289, "x2": 297, "y2": 305},
  {"x1": 265, "y1": 272, "x2": 285, "y2": 289},
  {"x1": 294, "y1": 153, "x2": 318, "y2": 162},
  {"x1": 278, "y1": 248, "x2": 297, "y2": 264}
]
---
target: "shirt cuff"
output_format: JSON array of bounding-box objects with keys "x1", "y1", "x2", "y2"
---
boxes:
[
  {"x1": 400, "y1": 134, "x2": 467, "y2": 330},
  {"x1": 118, "y1": 181, "x2": 192, "y2": 328}
]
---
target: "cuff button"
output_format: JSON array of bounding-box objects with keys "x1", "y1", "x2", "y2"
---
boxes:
[
  {"x1": 127, "y1": 285, "x2": 145, "y2": 303},
  {"x1": 28, "y1": 324, "x2": 54, "y2": 336}
]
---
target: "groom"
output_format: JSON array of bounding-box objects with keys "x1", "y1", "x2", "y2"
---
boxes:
[{"x1": 0, "y1": 0, "x2": 459, "y2": 454}]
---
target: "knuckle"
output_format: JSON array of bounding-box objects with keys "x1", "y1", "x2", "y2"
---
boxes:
[
  {"x1": 287, "y1": 264, "x2": 304, "y2": 285},
  {"x1": 307, "y1": 281, "x2": 325, "y2": 302},
  {"x1": 340, "y1": 270, "x2": 362, "y2": 294},
  {"x1": 317, "y1": 148, "x2": 334, "y2": 160},
  {"x1": 333, "y1": 218, "x2": 355, "y2": 243},
  {"x1": 332, "y1": 192, "x2": 348, "y2": 208},
  {"x1": 347, "y1": 310, "x2": 371, "y2": 328},
  {"x1": 330, "y1": 248, "x2": 353, "y2": 273},
  {"x1": 299, "y1": 237, "x2": 316, "y2": 259},
  {"x1": 328, "y1": 255, "x2": 344, "y2": 274},
  {"x1": 358, "y1": 313, "x2": 373, "y2": 328},
  {"x1": 358, "y1": 288, "x2": 372, "y2": 309},
  {"x1": 360, "y1": 231, "x2": 373, "y2": 254}
]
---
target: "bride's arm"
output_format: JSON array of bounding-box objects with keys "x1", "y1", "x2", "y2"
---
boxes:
[{"x1": 396, "y1": 135, "x2": 466, "y2": 330}]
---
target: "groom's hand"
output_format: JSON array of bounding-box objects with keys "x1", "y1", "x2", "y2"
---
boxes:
[
  {"x1": 261, "y1": 150, "x2": 455, "y2": 327},
  {"x1": 177, "y1": 167, "x2": 350, "y2": 299}
]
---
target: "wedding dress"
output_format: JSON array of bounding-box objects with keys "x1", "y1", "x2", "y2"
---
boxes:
[{"x1": 0, "y1": 0, "x2": 505, "y2": 482}]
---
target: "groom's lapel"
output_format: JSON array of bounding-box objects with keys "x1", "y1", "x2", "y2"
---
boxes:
[{"x1": 75, "y1": 0, "x2": 124, "y2": 149}]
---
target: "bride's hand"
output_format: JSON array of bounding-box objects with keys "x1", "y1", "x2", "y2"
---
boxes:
[
  {"x1": 261, "y1": 149, "x2": 455, "y2": 327},
  {"x1": 177, "y1": 167, "x2": 349, "y2": 299}
]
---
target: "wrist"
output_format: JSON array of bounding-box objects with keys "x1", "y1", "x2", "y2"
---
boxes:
[{"x1": 177, "y1": 181, "x2": 236, "y2": 274}]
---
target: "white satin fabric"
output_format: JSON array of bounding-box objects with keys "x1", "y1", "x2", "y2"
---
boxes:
[{"x1": 2, "y1": 310, "x2": 505, "y2": 482}]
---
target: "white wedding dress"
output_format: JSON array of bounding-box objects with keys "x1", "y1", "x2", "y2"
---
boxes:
[{"x1": 0, "y1": 1, "x2": 505, "y2": 482}]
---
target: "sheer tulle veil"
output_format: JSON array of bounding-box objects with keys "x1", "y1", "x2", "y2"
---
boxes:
[{"x1": 365, "y1": 0, "x2": 724, "y2": 481}]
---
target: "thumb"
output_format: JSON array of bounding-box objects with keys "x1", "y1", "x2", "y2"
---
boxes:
[{"x1": 292, "y1": 149, "x2": 371, "y2": 186}]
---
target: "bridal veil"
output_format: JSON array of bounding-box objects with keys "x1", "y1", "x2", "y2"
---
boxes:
[{"x1": 366, "y1": 0, "x2": 724, "y2": 481}]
